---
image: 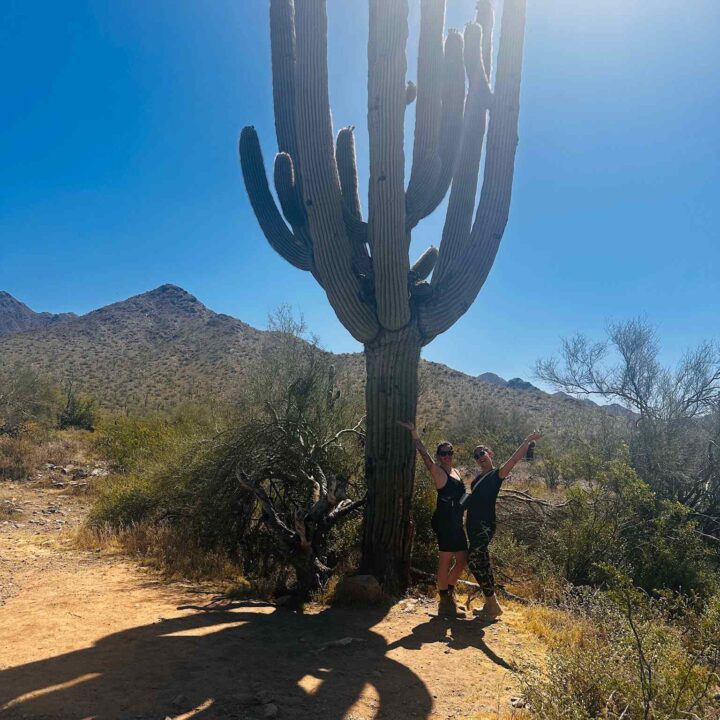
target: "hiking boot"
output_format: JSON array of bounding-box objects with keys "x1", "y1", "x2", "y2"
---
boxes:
[
  {"x1": 481, "y1": 593, "x2": 503, "y2": 618},
  {"x1": 438, "y1": 591, "x2": 457, "y2": 618}
]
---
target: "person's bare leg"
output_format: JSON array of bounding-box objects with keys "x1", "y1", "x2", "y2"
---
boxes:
[{"x1": 436, "y1": 552, "x2": 452, "y2": 590}]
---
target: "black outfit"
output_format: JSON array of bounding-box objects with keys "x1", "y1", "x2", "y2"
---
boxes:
[
  {"x1": 431, "y1": 469, "x2": 468, "y2": 552},
  {"x1": 463, "y1": 468, "x2": 503, "y2": 596}
]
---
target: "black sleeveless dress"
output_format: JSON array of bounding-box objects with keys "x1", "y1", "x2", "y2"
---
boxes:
[{"x1": 431, "y1": 469, "x2": 468, "y2": 552}]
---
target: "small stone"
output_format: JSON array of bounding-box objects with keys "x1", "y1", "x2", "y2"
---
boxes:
[
  {"x1": 510, "y1": 697, "x2": 527, "y2": 708},
  {"x1": 263, "y1": 703, "x2": 279, "y2": 718}
]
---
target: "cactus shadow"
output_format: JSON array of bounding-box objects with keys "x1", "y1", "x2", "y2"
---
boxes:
[{"x1": 0, "y1": 600, "x2": 434, "y2": 720}]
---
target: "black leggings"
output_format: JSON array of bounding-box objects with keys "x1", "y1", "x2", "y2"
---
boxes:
[{"x1": 468, "y1": 527, "x2": 495, "y2": 597}]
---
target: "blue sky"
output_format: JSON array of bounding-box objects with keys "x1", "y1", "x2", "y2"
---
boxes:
[{"x1": 1, "y1": 0, "x2": 718, "y2": 382}]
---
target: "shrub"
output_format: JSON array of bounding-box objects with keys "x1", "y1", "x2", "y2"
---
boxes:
[{"x1": 522, "y1": 582, "x2": 720, "y2": 720}]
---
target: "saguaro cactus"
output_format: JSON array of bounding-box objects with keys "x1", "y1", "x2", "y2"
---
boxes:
[{"x1": 240, "y1": 0, "x2": 528, "y2": 592}]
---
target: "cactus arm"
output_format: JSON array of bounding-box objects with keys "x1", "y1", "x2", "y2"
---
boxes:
[
  {"x1": 274, "y1": 152, "x2": 307, "y2": 230},
  {"x1": 475, "y1": 0, "x2": 495, "y2": 82},
  {"x1": 406, "y1": 29, "x2": 466, "y2": 230},
  {"x1": 367, "y1": 0, "x2": 411, "y2": 331},
  {"x1": 419, "y1": 0, "x2": 527, "y2": 341},
  {"x1": 270, "y1": 0, "x2": 300, "y2": 161},
  {"x1": 405, "y1": 0, "x2": 445, "y2": 216},
  {"x1": 294, "y1": 0, "x2": 379, "y2": 342},
  {"x1": 409, "y1": 246, "x2": 439, "y2": 283},
  {"x1": 336, "y1": 127, "x2": 363, "y2": 224},
  {"x1": 431, "y1": 22, "x2": 491, "y2": 287},
  {"x1": 336, "y1": 127, "x2": 373, "y2": 276},
  {"x1": 239, "y1": 127, "x2": 312, "y2": 272}
]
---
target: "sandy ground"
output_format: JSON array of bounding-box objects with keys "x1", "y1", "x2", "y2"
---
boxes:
[{"x1": 0, "y1": 479, "x2": 543, "y2": 720}]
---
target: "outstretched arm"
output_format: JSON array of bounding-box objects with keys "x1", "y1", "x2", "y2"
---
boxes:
[
  {"x1": 499, "y1": 431, "x2": 543, "y2": 479},
  {"x1": 398, "y1": 421, "x2": 447, "y2": 490}
]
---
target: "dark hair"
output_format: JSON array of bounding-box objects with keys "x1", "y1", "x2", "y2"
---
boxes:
[{"x1": 436, "y1": 441, "x2": 453, "y2": 455}]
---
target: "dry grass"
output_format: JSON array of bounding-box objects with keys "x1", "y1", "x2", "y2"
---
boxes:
[
  {"x1": 74, "y1": 522, "x2": 251, "y2": 592},
  {"x1": 0, "y1": 429, "x2": 94, "y2": 482},
  {"x1": 521, "y1": 603, "x2": 592, "y2": 650}
]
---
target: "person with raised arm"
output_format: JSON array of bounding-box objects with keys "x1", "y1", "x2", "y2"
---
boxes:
[
  {"x1": 399, "y1": 421, "x2": 467, "y2": 617},
  {"x1": 462, "y1": 431, "x2": 543, "y2": 618}
]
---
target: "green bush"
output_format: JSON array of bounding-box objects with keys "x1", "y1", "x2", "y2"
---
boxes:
[{"x1": 510, "y1": 451, "x2": 718, "y2": 598}]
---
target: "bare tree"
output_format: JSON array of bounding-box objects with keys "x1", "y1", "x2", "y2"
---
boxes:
[
  {"x1": 239, "y1": 0, "x2": 529, "y2": 590},
  {"x1": 537, "y1": 319, "x2": 720, "y2": 516}
]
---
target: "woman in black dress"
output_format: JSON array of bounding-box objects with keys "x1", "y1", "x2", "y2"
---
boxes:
[{"x1": 399, "y1": 422, "x2": 467, "y2": 617}]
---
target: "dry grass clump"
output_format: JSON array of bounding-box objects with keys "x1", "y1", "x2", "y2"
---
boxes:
[
  {"x1": 0, "y1": 428, "x2": 94, "y2": 481},
  {"x1": 75, "y1": 522, "x2": 251, "y2": 592},
  {"x1": 519, "y1": 587, "x2": 720, "y2": 720}
]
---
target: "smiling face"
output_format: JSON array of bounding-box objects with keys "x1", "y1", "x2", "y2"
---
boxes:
[
  {"x1": 436, "y1": 442, "x2": 454, "y2": 470},
  {"x1": 473, "y1": 445, "x2": 494, "y2": 472}
]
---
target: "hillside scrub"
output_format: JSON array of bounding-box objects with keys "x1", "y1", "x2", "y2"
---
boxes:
[{"x1": 88, "y1": 312, "x2": 368, "y2": 600}]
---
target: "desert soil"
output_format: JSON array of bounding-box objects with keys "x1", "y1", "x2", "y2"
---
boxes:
[{"x1": 0, "y1": 476, "x2": 543, "y2": 720}]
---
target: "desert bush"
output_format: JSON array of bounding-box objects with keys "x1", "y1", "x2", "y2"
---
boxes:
[
  {"x1": 58, "y1": 383, "x2": 97, "y2": 431},
  {"x1": 0, "y1": 363, "x2": 58, "y2": 435},
  {"x1": 89, "y1": 309, "x2": 366, "y2": 600},
  {"x1": 522, "y1": 580, "x2": 720, "y2": 720},
  {"x1": 504, "y1": 450, "x2": 718, "y2": 599},
  {"x1": 0, "y1": 434, "x2": 43, "y2": 480}
]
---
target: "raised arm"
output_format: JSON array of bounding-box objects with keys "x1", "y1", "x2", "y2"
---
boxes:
[
  {"x1": 499, "y1": 431, "x2": 543, "y2": 479},
  {"x1": 398, "y1": 421, "x2": 448, "y2": 489}
]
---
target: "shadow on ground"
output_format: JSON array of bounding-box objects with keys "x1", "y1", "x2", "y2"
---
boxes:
[{"x1": 0, "y1": 598, "x2": 493, "y2": 720}]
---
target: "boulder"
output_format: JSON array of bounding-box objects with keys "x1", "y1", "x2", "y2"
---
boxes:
[{"x1": 333, "y1": 575, "x2": 383, "y2": 605}]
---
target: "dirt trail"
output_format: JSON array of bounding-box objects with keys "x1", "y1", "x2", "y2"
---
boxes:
[{"x1": 0, "y1": 479, "x2": 543, "y2": 720}]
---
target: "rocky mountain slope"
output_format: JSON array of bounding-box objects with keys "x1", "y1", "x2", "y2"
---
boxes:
[
  {"x1": 0, "y1": 292, "x2": 76, "y2": 337},
  {"x1": 0, "y1": 285, "x2": 630, "y2": 435}
]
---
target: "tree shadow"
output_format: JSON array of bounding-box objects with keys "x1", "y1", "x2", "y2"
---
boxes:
[{"x1": 0, "y1": 599, "x2": 434, "y2": 720}]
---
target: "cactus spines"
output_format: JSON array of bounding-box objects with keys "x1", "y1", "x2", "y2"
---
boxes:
[
  {"x1": 406, "y1": 0, "x2": 446, "y2": 210},
  {"x1": 240, "y1": 0, "x2": 529, "y2": 588},
  {"x1": 475, "y1": 0, "x2": 495, "y2": 79}
]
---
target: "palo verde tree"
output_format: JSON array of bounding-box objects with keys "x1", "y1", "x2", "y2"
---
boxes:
[{"x1": 240, "y1": 0, "x2": 528, "y2": 591}]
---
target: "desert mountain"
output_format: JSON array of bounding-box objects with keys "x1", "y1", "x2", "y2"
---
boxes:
[
  {"x1": 0, "y1": 291, "x2": 76, "y2": 337},
  {"x1": 0, "y1": 285, "x2": 631, "y2": 435}
]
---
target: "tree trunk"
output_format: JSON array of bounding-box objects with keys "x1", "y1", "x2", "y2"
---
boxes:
[{"x1": 360, "y1": 324, "x2": 422, "y2": 594}]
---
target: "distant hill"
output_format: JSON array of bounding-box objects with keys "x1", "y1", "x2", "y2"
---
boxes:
[
  {"x1": 0, "y1": 285, "x2": 632, "y2": 437},
  {"x1": 478, "y1": 371, "x2": 541, "y2": 393},
  {"x1": 0, "y1": 291, "x2": 76, "y2": 337},
  {"x1": 0, "y1": 285, "x2": 271, "y2": 408}
]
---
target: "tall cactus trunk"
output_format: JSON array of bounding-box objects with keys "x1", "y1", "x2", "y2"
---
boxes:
[{"x1": 361, "y1": 325, "x2": 422, "y2": 593}]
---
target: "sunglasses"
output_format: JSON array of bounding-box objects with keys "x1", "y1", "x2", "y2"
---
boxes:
[
  {"x1": 474, "y1": 450, "x2": 487, "y2": 459},
  {"x1": 438, "y1": 450, "x2": 454, "y2": 457}
]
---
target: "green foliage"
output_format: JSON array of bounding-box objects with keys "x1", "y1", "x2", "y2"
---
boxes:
[
  {"x1": 0, "y1": 363, "x2": 58, "y2": 435},
  {"x1": 549, "y1": 457, "x2": 715, "y2": 596},
  {"x1": 57, "y1": 383, "x2": 97, "y2": 431}
]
